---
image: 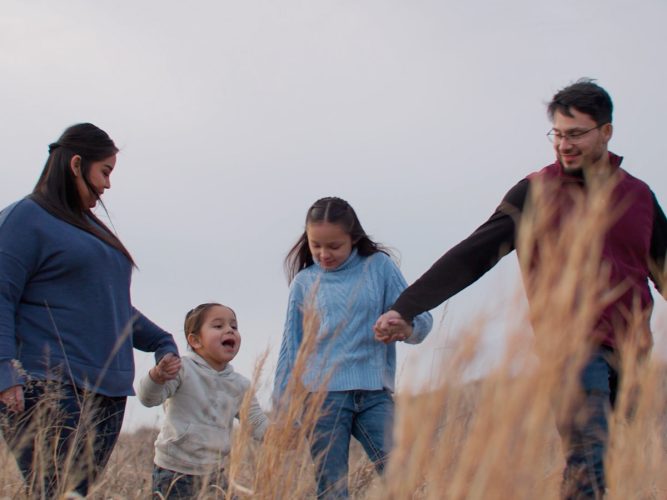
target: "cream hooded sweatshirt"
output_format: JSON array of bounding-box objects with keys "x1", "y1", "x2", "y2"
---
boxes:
[{"x1": 137, "y1": 353, "x2": 267, "y2": 475}]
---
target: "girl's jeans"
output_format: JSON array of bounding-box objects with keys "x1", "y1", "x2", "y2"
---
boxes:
[
  {"x1": 309, "y1": 389, "x2": 394, "y2": 499},
  {"x1": 152, "y1": 465, "x2": 233, "y2": 499},
  {"x1": 0, "y1": 380, "x2": 126, "y2": 498}
]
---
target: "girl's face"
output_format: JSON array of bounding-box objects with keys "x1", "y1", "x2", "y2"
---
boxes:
[
  {"x1": 72, "y1": 154, "x2": 116, "y2": 209},
  {"x1": 188, "y1": 305, "x2": 241, "y2": 371},
  {"x1": 306, "y1": 221, "x2": 353, "y2": 271}
]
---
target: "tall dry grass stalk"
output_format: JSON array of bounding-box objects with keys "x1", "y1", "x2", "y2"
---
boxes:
[
  {"x1": 0, "y1": 381, "x2": 129, "y2": 499},
  {"x1": 2, "y1": 175, "x2": 666, "y2": 499},
  {"x1": 374, "y1": 174, "x2": 667, "y2": 500},
  {"x1": 231, "y1": 300, "x2": 330, "y2": 499}
]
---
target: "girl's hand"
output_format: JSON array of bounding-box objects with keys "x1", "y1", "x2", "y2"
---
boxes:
[
  {"x1": 0, "y1": 385, "x2": 24, "y2": 413},
  {"x1": 374, "y1": 311, "x2": 413, "y2": 344},
  {"x1": 149, "y1": 353, "x2": 182, "y2": 384}
]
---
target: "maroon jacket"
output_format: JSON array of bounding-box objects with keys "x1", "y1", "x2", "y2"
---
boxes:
[{"x1": 392, "y1": 153, "x2": 667, "y2": 348}]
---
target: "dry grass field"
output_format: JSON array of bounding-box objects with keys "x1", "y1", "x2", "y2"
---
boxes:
[
  {"x1": 2, "y1": 176, "x2": 667, "y2": 499},
  {"x1": 3, "y1": 354, "x2": 667, "y2": 500},
  {"x1": 2, "y1": 336, "x2": 667, "y2": 499}
]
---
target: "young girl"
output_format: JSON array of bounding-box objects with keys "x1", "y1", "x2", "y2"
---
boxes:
[
  {"x1": 138, "y1": 303, "x2": 268, "y2": 499},
  {"x1": 273, "y1": 197, "x2": 433, "y2": 499}
]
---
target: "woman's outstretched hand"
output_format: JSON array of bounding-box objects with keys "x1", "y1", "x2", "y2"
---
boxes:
[
  {"x1": 0, "y1": 385, "x2": 24, "y2": 413},
  {"x1": 374, "y1": 310, "x2": 413, "y2": 344}
]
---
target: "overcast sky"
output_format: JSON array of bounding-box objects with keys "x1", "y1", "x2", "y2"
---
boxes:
[{"x1": 2, "y1": 0, "x2": 667, "y2": 431}]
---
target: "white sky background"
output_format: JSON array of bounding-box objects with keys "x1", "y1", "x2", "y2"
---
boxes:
[{"x1": 2, "y1": 0, "x2": 667, "y2": 431}]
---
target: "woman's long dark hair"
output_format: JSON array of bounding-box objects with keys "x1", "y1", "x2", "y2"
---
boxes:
[
  {"x1": 30, "y1": 123, "x2": 135, "y2": 266},
  {"x1": 284, "y1": 197, "x2": 389, "y2": 283}
]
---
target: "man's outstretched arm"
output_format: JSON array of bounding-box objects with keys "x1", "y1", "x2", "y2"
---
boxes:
[{"x1": 389, "y1": 179, "x2": 530, "y2": 322}]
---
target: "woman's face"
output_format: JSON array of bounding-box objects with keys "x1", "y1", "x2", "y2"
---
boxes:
[{"x1": 73, "y1": 154, "x2": 116, "y2": 209}]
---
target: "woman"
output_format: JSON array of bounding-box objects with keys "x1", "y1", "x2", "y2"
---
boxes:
[{"x1": 0, "y1": 123, "x2": 180, "y2": 497}]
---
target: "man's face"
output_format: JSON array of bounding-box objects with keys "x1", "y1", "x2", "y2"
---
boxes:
[{"x1": 551, "y1": 108, "x2": 612, "y2": 173}]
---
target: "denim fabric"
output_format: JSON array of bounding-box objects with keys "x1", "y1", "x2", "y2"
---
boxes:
[
  {"x1": 152, "y1": 465, "x2": 232, "y2": 499},
  {"x1": 309, "y1": 389, "x2": 394, "y2": 499},
  {"x1": 556, "y1": 347, "x2": 618, "y2": 500},
  {"x1": 0, "y1": 381, "x2": 126, "y2": 497}
]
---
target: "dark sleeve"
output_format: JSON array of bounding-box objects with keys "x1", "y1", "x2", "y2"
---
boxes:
[
  {"x1": 649, "y1": 191, "x2": 667, "y2": 296},
  {"x1": 391, "y1": 179, "x2": 530, "y2": 321},
  {"x1": 131, "y1": 307, "x2": 180, "y2": 362}
]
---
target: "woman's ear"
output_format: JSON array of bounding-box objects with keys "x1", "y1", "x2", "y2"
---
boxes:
[{"x1": 69, "y1": 155, "x2": 82, "y2": 177}]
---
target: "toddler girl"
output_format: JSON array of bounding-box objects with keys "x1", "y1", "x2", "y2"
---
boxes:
[{"x1": 138, "y1": 303, "x2": 267, "y2": 499}]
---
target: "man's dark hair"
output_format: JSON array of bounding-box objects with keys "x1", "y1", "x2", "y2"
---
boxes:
[{"x1": 547, "y1": 78, "x2": 613, "y2": 125}]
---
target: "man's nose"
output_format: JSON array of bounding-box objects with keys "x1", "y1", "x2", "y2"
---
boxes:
[{"x1": 557, "y1": 135, "x2": 575, "y2": 148}]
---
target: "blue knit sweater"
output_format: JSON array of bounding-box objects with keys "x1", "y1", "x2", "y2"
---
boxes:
[
  {"x1": 273, "y1": 249, "x2": 433, "y2": 406},
  {"x1": 0, "y1": 198, "x2": 178, "y2": 396}
]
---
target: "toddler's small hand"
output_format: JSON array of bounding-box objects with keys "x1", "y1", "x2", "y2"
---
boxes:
[{"x1": 149, "y1": 353, "x2": 181, "y2": 384}]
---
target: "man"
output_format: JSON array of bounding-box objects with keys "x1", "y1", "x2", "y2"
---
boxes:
[{"x1": 375, "y1": 79, "x2": 667, "y2": 499}]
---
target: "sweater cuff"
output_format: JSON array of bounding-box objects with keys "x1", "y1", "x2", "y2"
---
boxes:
[
  {"x1": 154, "y1": 346, "x2": 179, "y2": 365},
  {"x1": 404, "y1": 311, "x2": 433, "y2": 345},
  {"x1": 0, "y1": 360, "x2": 25, "y2": 393}
]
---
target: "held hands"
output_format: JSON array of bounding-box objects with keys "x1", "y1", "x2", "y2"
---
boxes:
[
  {"x1": 149, "y1": 353, "x2": 182, "y2": 385},
  {"x1": 0, "y1": 385, "x2": 24, "y2": 413},
  {"x1": 374, "y1": 310, "x2": 413, "y2": 344}
]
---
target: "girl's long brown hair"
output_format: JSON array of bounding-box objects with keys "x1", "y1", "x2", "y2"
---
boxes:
[{"x1": 284, "y1": 196, "x2": 389, "y2": 283}]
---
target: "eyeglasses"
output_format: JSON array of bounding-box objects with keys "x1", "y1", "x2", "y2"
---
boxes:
[{"x1": 546, "y1": 124, "x2": 606, "y2": 144}]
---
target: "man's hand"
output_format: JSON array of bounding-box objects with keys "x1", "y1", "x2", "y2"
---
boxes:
[
  {"x1": 149, "y1": 353, "x2": 181, "y2": 384},
  {"x1": 374, "y1": 310, "x2": 413, "y2": 344}
]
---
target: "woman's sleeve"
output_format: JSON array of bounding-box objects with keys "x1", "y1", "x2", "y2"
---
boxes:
[
  {"x1": 131, "y1": 308, "x2": 180, "y2": 363},
  {"x1": 0, "y1": 203, "x2": 38, "y2": 391},
  {"x1": 272, "y1": 281, "x2": 305, "y2": 412},
  {"x1": 382, "y1": 255, "x2": 433, "y2": 344}
]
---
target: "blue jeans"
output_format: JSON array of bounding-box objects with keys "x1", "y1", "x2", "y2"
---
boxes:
[
  {"x1": 152, "y1": 465, "x2": 233, "y2": 499},
  {"x1": 555, "y1": 347, "x2": 618, "y2": 500},
  {"x1": 0, "y1": 380, "x2": 126, "y2": 498},
  {"x1": 309, "y1": 389, "x2": 394, "y2": 499}
]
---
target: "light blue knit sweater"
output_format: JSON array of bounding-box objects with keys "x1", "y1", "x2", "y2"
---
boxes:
[{"x1": 273, "y1": 249, "x2": 433, "y2": 407}]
